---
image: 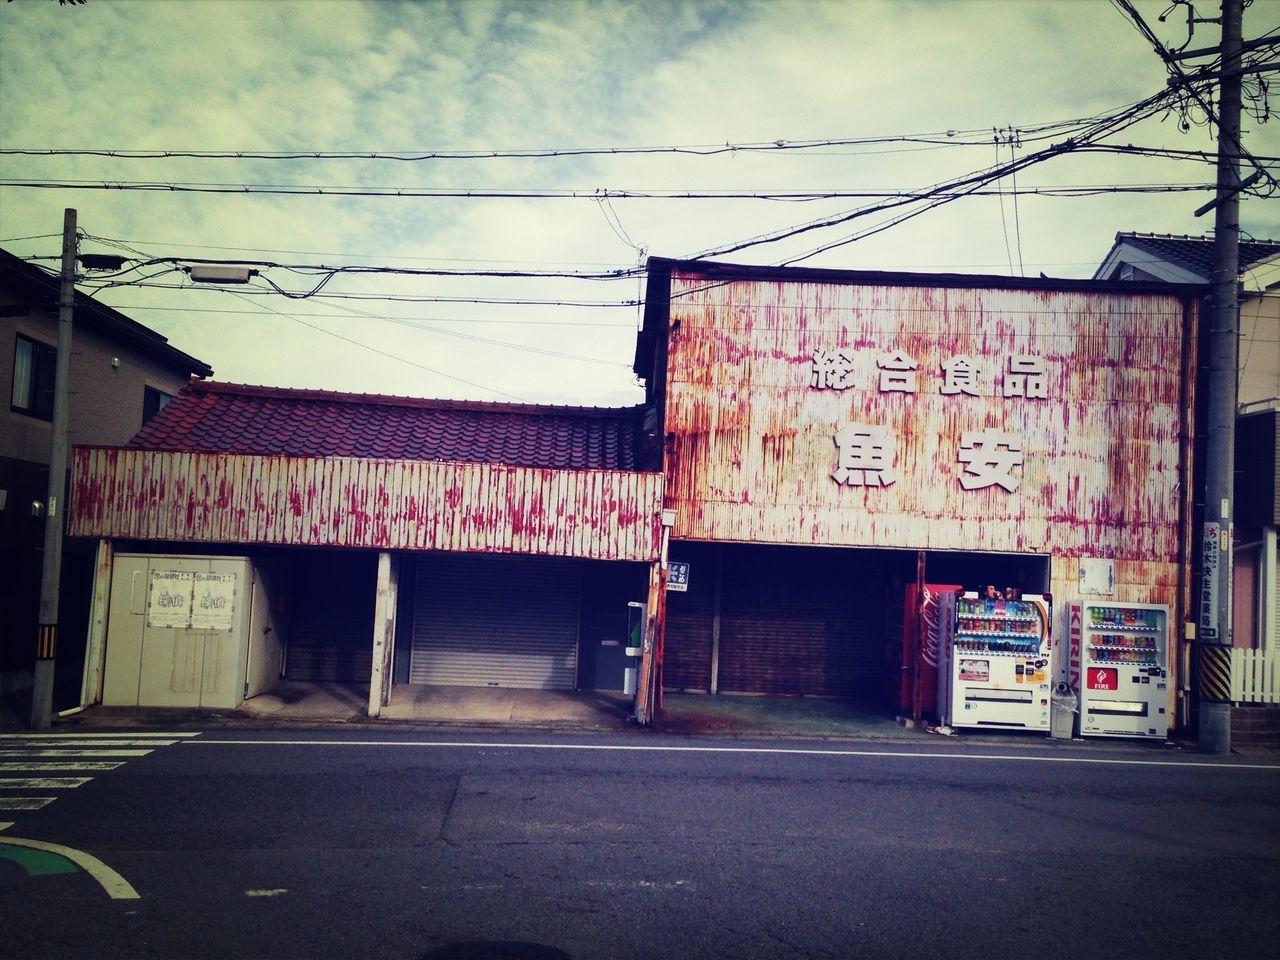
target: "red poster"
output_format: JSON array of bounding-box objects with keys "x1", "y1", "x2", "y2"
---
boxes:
[{"x1": 1087, "y1": 667, "x2": 1118, "y2": 691}]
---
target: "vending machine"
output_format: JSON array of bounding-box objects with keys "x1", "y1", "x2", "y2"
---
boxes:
[
  {"x1": 1073, "y1": 602, "x2": 1170, "y2": 739},
  {"x1": 939, "y1": 592, "x2": 1052, "y2": 731}
]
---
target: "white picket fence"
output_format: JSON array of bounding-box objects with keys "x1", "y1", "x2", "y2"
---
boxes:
[{"x1": 1231, "y1": 647, "x2": 1280, "y2": 704}]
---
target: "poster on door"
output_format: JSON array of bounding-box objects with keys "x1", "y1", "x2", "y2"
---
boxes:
[
  {"x1": 191, "y1": 572, "x2": 237, "y2": 631},
  {"x1": 147, "y1": 571, "x2": 193, "y2": 628}
]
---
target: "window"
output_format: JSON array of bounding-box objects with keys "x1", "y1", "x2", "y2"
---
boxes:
[
  {"x1": 11, "y1": 334, "x2": 56, "y2": 420},
  {"x1": 143, "y1": 386, "x2": 173, "y2": 424}
]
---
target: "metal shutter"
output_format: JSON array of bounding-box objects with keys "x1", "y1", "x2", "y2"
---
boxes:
[
  {"x1": 410, "y1": 553, "x2": 581, "y2": 689},
  {"x1": 285, "y1": 553, "x2": 375, "y2": 683},
  {"x1": 717, "y1": 545, "x2": 887, "y2": 698},
  {"x1": 662, "y1": 542, "x2": 716, "y2": 692}
]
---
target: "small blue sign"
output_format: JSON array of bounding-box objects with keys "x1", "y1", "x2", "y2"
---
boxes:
[{"x1": 667, "y1": 561, "x2": 690, "y2": 592}]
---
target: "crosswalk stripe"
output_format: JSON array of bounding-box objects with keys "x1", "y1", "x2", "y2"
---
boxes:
[
  {"x1": 0, "y1": 778, "x2": 93, "y2": 789},
  {"x1": 0, "y1": 749, "x2": 153, "y2": 758},
  {"x1": 0, "y1": 761, "x2": 125, "y2": 772},
  {"x1": 0, "y1": 740, "x2": 179, "y2": 748},
  {"x1": 0, "y1": 798, "x2": 57, "y2": 811},
  {"x1": 0, "y1": 732, "x2": 200, "y2": 739}
]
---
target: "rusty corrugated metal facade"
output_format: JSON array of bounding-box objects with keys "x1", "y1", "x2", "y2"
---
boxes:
[
  {"x1": 650, "y1": 266, "x2": 1198, "y2": 611},
  {"x1": 69, "y1": 447, "x2": 664, "y2": 562}
]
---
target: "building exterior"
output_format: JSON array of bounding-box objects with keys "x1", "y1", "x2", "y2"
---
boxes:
[
  {"x1": 1096, "y1": 233, "x2": 1279, "y2": 667},
  {"x1": 0, "y1": 248, "x2": 211, "y2": 701},
  {"x1": 68, "y1": 382, "x2": 665, "y2": 717},
  {"x1": 635, "y1": 258, "x2": 1204, "y2": 729},
  {"x1": 66, "y1": 257, "x2": 1209, "y2": 735}
]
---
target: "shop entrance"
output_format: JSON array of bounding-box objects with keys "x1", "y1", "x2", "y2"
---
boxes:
[{"x1": 663, "y1": 542, "x2": 916, "y2": 706}]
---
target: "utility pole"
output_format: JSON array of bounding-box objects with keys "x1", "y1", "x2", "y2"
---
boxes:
[
  {"x1": 1196, "y1": 0, "x2": 1244, "y2": 754},
  {"x1": 30, "y1": 208, "x2": 77, "y2": 730}
]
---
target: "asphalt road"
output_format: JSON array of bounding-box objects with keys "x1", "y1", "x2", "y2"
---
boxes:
[{"x1": 1, "y1": 727, "x2": 1278, "y2": 960}]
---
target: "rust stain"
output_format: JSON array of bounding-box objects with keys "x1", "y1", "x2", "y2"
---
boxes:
[
  {"x1": 68, "y1": 448, "x2": 663, "y2": 563},
  {"x1": 664, "y1": 273, "x2": 1192, "y2": 563}
]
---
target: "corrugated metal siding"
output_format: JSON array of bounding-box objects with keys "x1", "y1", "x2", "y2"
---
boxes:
[
  {"x1": 285, "y1": 553, "x2": 375, "y2": 683},
  {"x1": 716, "y1": 545, "x2": 887, "y2": 697},
  {"x1": 662, "y1": 274, "x2": 1193, "y2": 563},
  {"x1": 70, "y1": 449, "x2": 663, "y2": 562},
  {"x1": 409, "y1": 553, "x2": 580, "y2": 688}
]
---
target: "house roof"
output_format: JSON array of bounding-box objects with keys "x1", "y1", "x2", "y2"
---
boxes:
[
  {"x1": 0, "y1": 247, "x2": 213, "y2": 378},
  {"x1": 1093, "y1": 232, "x2": 1280, "y2": 284},
  {"x1": 128, "y1": 380, "x2": 643, "y2": 471}
]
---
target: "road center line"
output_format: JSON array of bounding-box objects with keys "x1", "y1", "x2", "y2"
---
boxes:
[{"x1": 186, "y1": 739, "x2": 1280, "y2": 771}]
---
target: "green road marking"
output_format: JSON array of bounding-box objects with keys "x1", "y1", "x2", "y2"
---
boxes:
[
  {"x1": 0, "y1": 846, "x2": 79, "y2": 876},
  {"x1": 0, "y1": 837, "x2": 139, "y2": 899}
]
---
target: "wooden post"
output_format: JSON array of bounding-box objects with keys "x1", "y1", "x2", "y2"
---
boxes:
[
  {"x1": 79, "y1": 539, "x2": 113, "y2": 708},
  {"x1": 368, "y1": 551, "x2": 397, "y2": 718}
]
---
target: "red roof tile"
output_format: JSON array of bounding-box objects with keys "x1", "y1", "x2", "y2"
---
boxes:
[{"x1": 129, "y1": 381, "x2": 642, "y2": 471}]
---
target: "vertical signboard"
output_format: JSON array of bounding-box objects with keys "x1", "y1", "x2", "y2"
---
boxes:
[{"x1": 1200, "y1": 522, "x2": 1220, "y2": 641}]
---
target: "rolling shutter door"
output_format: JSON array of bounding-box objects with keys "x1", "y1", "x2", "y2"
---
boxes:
[
  {"x1": 285, "y1": 553, "x2": 375, "y2": 683},
  {"x1": 663, "y1": 542, "x2": 716, "y2": 692},
  {"x1": 410, "y1": 553, "x2": 581, "y2": 689},
  {"x1": 717, "y1": 545, "x2": 886, "y2": 698}
]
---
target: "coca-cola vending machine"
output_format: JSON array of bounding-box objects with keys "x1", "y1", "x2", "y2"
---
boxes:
[{"x1": 901, "y1": 583, "x2": 962, "y2": 719}]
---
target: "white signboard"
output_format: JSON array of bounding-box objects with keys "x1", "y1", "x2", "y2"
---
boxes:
[
  {"x1": 147, "y1": 571, "x2": 193, "y2": 628},
  {"x1": 1078, "y1": 558, "x2": 1115, "y2": 596},
  {"x1": 191, "y1": 572, "x2": 237, "y2": 631}
]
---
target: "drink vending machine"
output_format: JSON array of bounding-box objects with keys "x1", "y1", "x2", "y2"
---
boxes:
[
  {"x1": 1071, "y1": 602, "x2": 1170, "y2": 739},
  {"x1": 938, "y1": 592, "x2": 1052, "y2": 731}
]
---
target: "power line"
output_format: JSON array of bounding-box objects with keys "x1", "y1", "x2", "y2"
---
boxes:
[{"x1": 0, "y1": 178, "x2": 1219, "y2": 199}]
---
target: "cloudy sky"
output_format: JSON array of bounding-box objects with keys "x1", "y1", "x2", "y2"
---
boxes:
[{"x1": 1, "y1": 0, "x2": 1277, "y2": 406}]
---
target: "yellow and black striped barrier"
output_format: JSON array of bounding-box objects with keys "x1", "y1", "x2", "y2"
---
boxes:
[
  {"x1": 36, "y1": 624, "x2": 57, "y2": 660},
  {"x1": 1198, "y1": 644, "x2": 1231, "y2": 702}
]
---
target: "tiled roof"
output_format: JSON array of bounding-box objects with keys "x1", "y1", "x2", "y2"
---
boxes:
[
  {"x1": 1115, "y1": 232, "x2": 1280, "y2": 279},
  {"x1": 129, "y1": 381, "x2": 642, "y2": 471}
]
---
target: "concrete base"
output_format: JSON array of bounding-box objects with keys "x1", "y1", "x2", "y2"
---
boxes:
[{"x1": 1199, "y1": 701, "x2": 1232, "y2": 754}]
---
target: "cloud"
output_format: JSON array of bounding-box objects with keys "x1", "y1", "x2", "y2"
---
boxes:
[{"x1": 1, "y1": 0, "x2": 1276, "y2": 405}]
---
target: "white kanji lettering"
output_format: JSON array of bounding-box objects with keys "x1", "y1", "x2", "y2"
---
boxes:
[
  {"x1": 941, "y1": 355, "x2": 982, "y2": 396},
  {"x1": 832, "y1": 423, "x2": 896, "y2": 487},
  {"x1": 1002, "y1": 355, "x2": 1048, "y2": 399},
  {"x1": 877, "y1": 350, "x2": 919, "y2": 394},
  {"x1": 957, "y1": 429, "x2": 1024, "y2": 492},
  {"x1": 811, "y1": 348, "x2": 856, "y2": 390}
]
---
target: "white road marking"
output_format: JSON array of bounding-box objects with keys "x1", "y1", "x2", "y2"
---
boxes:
[
  {"x1": 245, "y1": 888, "x2": 289, "y2": 897},
  {"x1": 0, "y1": 798, "x2": 57, "y2": 810},
  {"x1": 0, "y1": 836, "x2": 139, "y2": 899},
  {"x1": 187, "y1": 739, "x2": 1280, "y2": 771},
  {"x1": 0, "y1": 822, "x2": 12, "y2": 832},
  {"x1": 0, "y1": 740, "x2": 179, "y2": 748},
  {"x1": 0, "y1": 762, "x2": 124, "y2": 772},
  {"x1": 0, "y1": 732, "x2": 199, "y2": 739},
  {"x1": 0, "y1": 749, "x2": 153, "y2": 758},
  {"x1": 0, "y1": 778, "x2": 93, "y2": 789}
]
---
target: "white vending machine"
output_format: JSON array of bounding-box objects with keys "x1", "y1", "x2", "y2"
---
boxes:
[
  {"x1": 939, "y1": 592, "x2": 1052, "y2": 731},
  {"x1": 1074, "y1": 602, "x2": 1170, "y2": 739}
]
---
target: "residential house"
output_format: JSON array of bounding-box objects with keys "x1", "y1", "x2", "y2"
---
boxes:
[{"x1": 0, "y1": 247, "x2": 211, "y2": 706}]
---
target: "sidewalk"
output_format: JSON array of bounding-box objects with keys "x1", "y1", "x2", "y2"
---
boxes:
[{"x1": 10, "y1": 682, "x2": 1273, "y2": 755}]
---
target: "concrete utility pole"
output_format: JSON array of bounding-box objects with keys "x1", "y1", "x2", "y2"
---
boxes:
[
  {"x1": 30, "y1": 208, "x2": 77, "y2": 730},
  {"x1": 1197, "y1": 0, "x2": 1244, "y2": 755}
]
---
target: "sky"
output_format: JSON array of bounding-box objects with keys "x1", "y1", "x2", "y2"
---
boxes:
[{"x1": 1, "y1": 0, "x2": 1277, "y2": 408}]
